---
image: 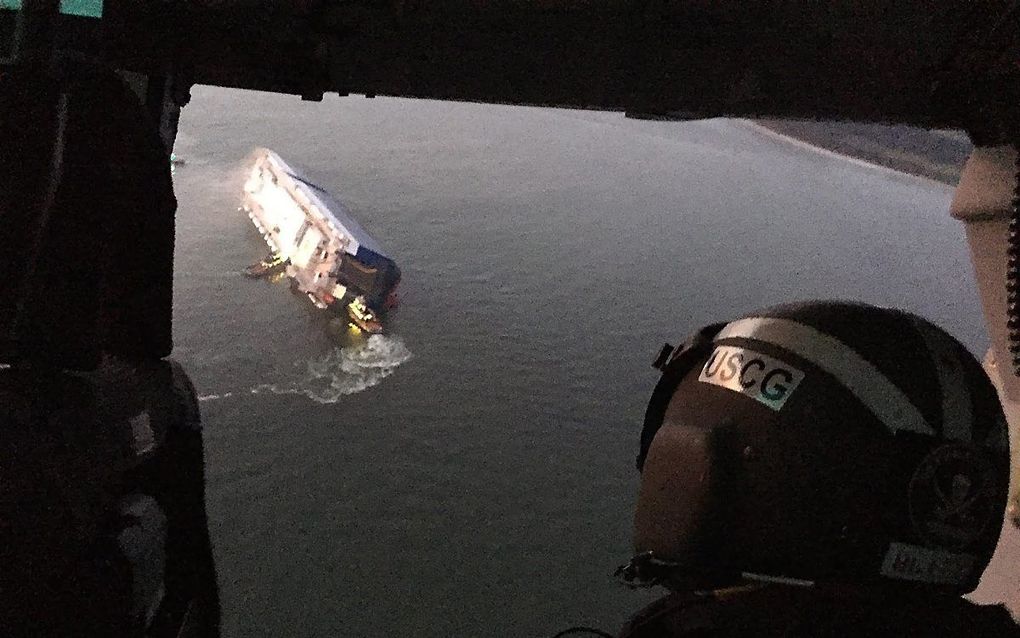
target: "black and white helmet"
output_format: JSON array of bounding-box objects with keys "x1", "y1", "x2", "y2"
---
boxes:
[{"x1": 634, "y1": 301, "x2": 1010, "y2": 595}]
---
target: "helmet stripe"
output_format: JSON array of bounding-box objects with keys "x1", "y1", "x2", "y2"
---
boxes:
[
  {"x1": 912, "y1": 319, "x2": 973, "y2": 443},
  {"x1": 716, "y1": 318, "x2": 935, "y2": 436}
]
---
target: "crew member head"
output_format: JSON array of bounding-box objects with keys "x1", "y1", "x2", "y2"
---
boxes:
[
  {"x1": 631, "y1": 301, "x2": 1010, "y2": 596},
  {"x1": 0, "y1": 52, "x2": 175, "y2": 370}
]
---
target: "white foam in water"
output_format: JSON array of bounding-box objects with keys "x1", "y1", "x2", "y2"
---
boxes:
[
  {"x1": 254, "y1": 335, "x2": 412, "y2": 404},
  {"x1": 197, "y1": 392, "x2": 234, "y2": 402}
]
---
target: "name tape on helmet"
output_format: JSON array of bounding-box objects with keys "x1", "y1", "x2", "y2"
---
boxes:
[
  {"x1": 880, "y1": 542, "x2": 975, "y2": 585},
  {"x1": 698, "y1": 345, "x2": 804, "y2": 410}
]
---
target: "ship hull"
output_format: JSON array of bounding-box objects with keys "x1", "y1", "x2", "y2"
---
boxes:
[{"x1": 240, "y1": 149, "x2": 400, "y2": 319}]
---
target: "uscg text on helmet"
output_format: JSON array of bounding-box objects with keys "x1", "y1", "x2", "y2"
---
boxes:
[{"x1": 698, "y1": 345, "x2": 805, "y2": 411}]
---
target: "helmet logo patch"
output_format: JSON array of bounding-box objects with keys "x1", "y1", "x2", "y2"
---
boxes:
[
  {"x1": 907, "y1": 444, "x2": 1000, "y2": 551},
  {"x1": 698, "y1": 345, "x2": 804, "y2": 410}
]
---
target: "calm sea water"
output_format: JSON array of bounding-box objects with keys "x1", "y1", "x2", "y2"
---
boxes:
[{"x1": 171, "y1": 88, "x2": 984, "y2": 637}]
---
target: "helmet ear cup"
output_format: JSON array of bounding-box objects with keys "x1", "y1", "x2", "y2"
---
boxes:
[{"x1": 638, "y1": 323, "x2": 724, "y2": 470}]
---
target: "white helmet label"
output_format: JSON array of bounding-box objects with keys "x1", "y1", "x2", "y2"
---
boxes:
[
  {"x1": 880, "y1": 542, "x2": 975, "y2": 585},
  {"x1": 698, "y1": 345, "x2": 804, "y2": 410}
]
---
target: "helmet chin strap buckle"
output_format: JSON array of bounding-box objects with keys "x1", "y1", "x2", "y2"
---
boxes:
[{"x1": 615, "y1": 551, "x2": 682, "y2": 589}]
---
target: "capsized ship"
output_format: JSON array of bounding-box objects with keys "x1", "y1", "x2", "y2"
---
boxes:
[{"x1": 241, "y1": 149, "x2": 400, "y2": 332}]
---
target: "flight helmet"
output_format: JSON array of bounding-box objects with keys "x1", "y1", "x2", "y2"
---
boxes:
[{"x1": 632, "y1": 301, "x2": 1010, "y2": 596}]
